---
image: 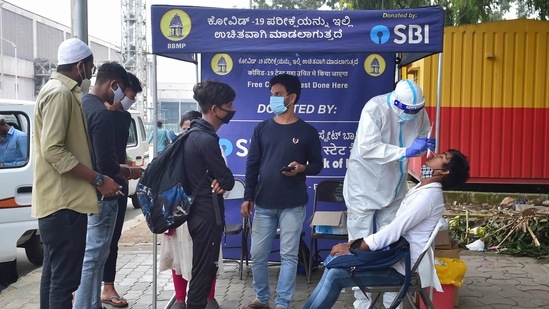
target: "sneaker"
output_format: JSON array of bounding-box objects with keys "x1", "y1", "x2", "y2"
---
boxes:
[
  {"x1": 206, "y1": 298, "x2": 220, "y2": 309},
  {"x1": 170, "y1": 301, "x2": 186, "y2": 309}
]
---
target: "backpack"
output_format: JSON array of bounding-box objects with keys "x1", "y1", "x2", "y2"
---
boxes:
[{"x1": 136, "y1": 128, "x2": 207, "y2": 234}]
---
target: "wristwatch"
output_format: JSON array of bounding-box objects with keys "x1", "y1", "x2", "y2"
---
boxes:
[{"x1": 91, "y1": 173, "x2": 105, "y2": 187}]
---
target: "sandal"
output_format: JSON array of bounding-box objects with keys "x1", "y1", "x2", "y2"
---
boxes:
[
  {"x1": 101, "y1": 295, "x2": 129, "y2": 308},
  {"x1": 241, "y1": 300, "x2": 270, "y2": 309}
]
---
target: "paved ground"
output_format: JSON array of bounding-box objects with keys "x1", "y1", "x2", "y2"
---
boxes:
[{"x1": 1, "y1": 215, "x2": 549, "y2": 309}]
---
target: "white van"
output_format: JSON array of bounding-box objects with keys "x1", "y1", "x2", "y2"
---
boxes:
[
  {"x1": 126, "y1": 110, "x2": 149, "y2": 207},
  {"x1": 0, "y1": 100, "x2": 41, "y2": 266},
  {"x1": 0, "y1": 100, "x2": 148, "y2": 271}
]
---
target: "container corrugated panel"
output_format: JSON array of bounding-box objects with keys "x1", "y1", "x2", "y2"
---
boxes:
[{"x1": 406, "y1": 19, "x2": 549, "y2": 184}]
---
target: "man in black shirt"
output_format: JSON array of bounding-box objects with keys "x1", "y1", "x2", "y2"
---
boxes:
[
  {"x1": 75, "y1": 62, "x2": 142, "y2": 309},
  {"x1": 240, "y1": 74, "x2": 323, "y2": 309},
  {"x1": 101, "y1": 72, "x2": 144, "y2": 308},
  {"x1": 184, "y1": 80, "x2": 236, "y2": 309}
]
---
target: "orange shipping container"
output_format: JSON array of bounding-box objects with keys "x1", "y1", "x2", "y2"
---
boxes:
[{"x1": 405, "y1": 19, "x2": 549, "y2": 184}]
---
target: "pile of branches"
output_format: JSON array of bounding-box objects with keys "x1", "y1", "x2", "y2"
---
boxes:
[{"x1": 447, "y1": 209, "x2": 549, "y2": 259}]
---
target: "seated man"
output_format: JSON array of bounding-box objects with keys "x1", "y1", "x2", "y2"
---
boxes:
[
  {"x1": 0, "y1": 118, "x2": 28, "y2": 167},
  {"x1": 304, "y1": 149, "x2": 470, "y2": 309}
]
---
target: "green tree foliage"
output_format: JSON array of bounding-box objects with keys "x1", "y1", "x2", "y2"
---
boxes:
[
  {"x1": 252, "y1": 0, "x2": 547, "y2": 24},
  {"x1": 518, "y1": 0, "x2": 549, "y2": 20}
]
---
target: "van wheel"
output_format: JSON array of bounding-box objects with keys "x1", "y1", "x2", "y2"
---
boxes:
[
  {"x1": 24, "y1": 233, "x2": 44, "y2": 266},
  {"x1": 131, "y1": 195, "x2": 141, "y2": 209}
]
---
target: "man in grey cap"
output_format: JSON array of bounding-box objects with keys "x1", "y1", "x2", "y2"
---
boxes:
[{"x1": 33, "y1": 37, "x2": 121, "y2": 309}]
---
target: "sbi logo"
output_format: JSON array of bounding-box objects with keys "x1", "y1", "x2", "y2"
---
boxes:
[
  {"x1": 219, "y1": 138, "x2": 249, "y2": 157},
  {"x1": 370, "y1": 24, "x2": 430, "y2": 45}
]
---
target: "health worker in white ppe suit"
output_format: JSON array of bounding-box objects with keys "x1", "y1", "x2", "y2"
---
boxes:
[{"x1": 343, "y1": 79, "x2": 435, "y2": 308}]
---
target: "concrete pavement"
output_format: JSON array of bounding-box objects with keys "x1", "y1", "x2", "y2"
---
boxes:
[{"x1": 1, "y1": 215, "x2": 549, "y2": 309}]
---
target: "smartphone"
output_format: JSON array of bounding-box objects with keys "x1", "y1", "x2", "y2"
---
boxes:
[{"x1": 280, "y1": 166, "x2": 296, "y2": 173}]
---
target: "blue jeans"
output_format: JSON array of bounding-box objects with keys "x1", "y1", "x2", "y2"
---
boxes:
[
  {"x1": 303, "y1": 267, "x2": 404, "y2": 309},
  {"x1": 250, "y1": 205, "x2": 305, "y2": 309},
  {"x1": 74, "y1": 199, "x2": 119, "y2": 309},
  {"x1": 39, "y1": 209, "x2": 88, "y2": 309}
]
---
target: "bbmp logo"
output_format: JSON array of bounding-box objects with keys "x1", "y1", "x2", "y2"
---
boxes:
[
  {"x1": 160, "y1": 9, "x2": 192, "y2": 41},
  {"x1": 364, "y1": 54, "x2": 386, "y2": 77},
  {"x1": 210, "y1": 54, "x2": 234, "y2": 76},
  {"x1": 370, "y1": 24, "x2": 430, "y2": 45}
]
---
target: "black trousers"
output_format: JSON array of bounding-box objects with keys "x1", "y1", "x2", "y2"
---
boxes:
[
  {"x1": 103, "y1": 183, "x2": 128, "y2": 282},
  {"x1": 186, "y1": 214, "x2": 223, "y2": 309},
  {"x1": 39, "y1": 209, "x2": 88, "y2": 309}
]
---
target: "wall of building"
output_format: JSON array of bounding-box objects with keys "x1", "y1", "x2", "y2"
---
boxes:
[{"x1": 405, "y1": 19, "x2": 549, "y2": 184}]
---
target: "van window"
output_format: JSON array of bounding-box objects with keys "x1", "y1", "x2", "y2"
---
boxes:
[
  {"x1": 138, "y1": 116, "x2": 146, "y2": 141},
  {"x1": 0, "y1": 112, "x2": 30, "y2": 168},
  {"x1": 127, "y1": 118, "x2": 138, "y2": 147}
]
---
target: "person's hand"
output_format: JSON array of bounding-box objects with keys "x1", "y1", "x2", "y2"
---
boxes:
[
  {"x1": 427, "y1": 138, "x2": 436, "y2": 152},
  {"x1": 128, "y1": 167, "x2": 143, "y2": 180},
  {"x1": 405, "y1": 138, "x2": 428, "y2": 158},
  {"x1": 240, "y1": 200, "x2": 254, "y2": 218},
  {"x1": 97, "y1": 175, "x2": 122, "y2": 198},
  {"x1": 330, "y1": 243, "x2": 351, "y2": 256},
  {"x1": 281, "y1": 161, "x2": 305, "y2": 177},
  {"x1": 211, "y1": 179, "x2": 226, "y2": 195}
]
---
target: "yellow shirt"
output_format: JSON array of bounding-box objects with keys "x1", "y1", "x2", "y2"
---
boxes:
[{"x1": 31, "y1": 72, "x2": 98, "y2": 218}]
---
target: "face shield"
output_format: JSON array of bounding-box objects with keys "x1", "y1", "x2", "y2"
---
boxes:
[{"x1": 391, "y1": 80, "x2": 425, "y2": 121}]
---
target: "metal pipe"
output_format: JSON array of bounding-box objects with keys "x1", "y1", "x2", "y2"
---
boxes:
[
  {"x1": 71, "y1": 0, "x2": 88, "y2": 43},
  {"x1": 435, "y1": 52, "x2": 443, "y2": 153},
  {"x1": 151, "y1": 54, "x2": 158, "y2": 309}
]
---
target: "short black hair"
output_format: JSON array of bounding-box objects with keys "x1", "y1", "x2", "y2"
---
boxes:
[
  {"x1": 193, "y1": 80, "x2": 236, "y2": 114},
  {"x1": 157, "y1": 121, "x2": 163, "y2": 128},
  {"x1": 269, "y1": 73, "x2": 301, "y2": 104},
  {"x1": 180, "y1": 110, "x2": 202, "y2": 127},
  {"x1": 95, "y1": 62, "x2": 130, "y2": 88},
  {"x1": 127, "y1": 73, "x2": 143, "y2": 93},
  {"x1": 441, "y1": 149, "x2": 470, "y2": 189},
  {"x1": 57, "y1": 54, "x2": 94, "y2": 73}
]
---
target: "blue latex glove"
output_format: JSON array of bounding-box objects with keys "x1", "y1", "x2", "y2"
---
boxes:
[
  {"x1": 427, "y1": 138, "x2": 436, "y2": 152},
  {"x1": 405, "y1": 138, "x2": 428, "y2": 158}
]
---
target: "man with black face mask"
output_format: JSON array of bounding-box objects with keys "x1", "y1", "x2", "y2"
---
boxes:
[{"x1": 182, "y1": 80, "x2": 236, "y2": 309}]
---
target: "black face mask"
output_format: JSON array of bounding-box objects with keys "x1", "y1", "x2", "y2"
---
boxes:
[{"x1": 216, "y1": 106, "x2": 236, "y2": 124}]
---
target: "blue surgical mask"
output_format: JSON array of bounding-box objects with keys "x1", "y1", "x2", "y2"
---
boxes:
[
  {"x1": 269, "y1": 96, "x2": 289, "y2": 115},
  {"x1": 400, "y1": 113, "x2": 417, "y2": 122}
]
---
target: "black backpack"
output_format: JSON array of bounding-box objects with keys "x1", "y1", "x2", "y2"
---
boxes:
[{"x1": 136, "y1": 128, "x2": 207, "y2": 234}]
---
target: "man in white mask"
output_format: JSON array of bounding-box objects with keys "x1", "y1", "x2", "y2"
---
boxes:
[
  {"x1": 33, "y1": 38, "x2": 122, "y2": 309},
  {"x1": 343, "y1": 79, "x2": 435, "y2": 308},
  {"x1": 74, "y1": 62, "x2": 143, "y2": 309}
]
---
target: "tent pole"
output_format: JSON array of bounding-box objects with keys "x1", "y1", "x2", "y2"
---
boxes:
[
  {"x1": 434, "y1": 52, "x2": 443, "y2": 153},
  {"x1": 151, "y1": 54, "x2": 159, "y2": 309}
]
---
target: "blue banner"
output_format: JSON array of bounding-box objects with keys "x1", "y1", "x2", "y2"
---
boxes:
[
  {"x1": 202, "y1": 52, "x2": 394, "y2": 260},
  {"x1": 151, "y1": 6, "x2": 445, "y2": 55},
  {"x1": 202, "y1": 52, "x2": 394, "y2": 177}
]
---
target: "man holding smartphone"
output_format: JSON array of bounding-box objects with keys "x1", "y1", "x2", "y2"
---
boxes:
[{"x1": 240, "y1": 73, "x2": 323, "y2": 309}]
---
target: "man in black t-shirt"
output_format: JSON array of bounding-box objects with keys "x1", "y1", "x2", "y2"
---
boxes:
[{"x1": 241, "y1": 74, "x2": 323, "y2": 309}]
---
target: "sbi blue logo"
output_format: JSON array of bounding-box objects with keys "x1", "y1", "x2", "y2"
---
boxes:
[
  {"x1": 370, "y1": 24, "x2": 431, "y2": 45},
  {"x1": 219, "y1": 138, "x2": 234, "y2": 156},
  {"x1": 370, "y1": 25, "x2": 390, "y2": 44}
]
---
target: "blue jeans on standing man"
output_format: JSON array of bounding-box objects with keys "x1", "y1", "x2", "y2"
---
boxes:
[
  {"x1": 74, "y1": 199, "x2": 119, "y2": 309},
  {"x1": 39, "y1": 209, "x2": 88, "y2": 309},
  {"x1": 303, "y1": 267, "x2": 404, "y2": 309},
  {"x1": 250, "y1": 205, "x2": 306, "y2": 309}
]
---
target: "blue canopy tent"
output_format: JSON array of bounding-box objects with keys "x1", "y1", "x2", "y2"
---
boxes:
[{"x1": 148, "y1": 5, "x2": 445, "y2": 308}]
